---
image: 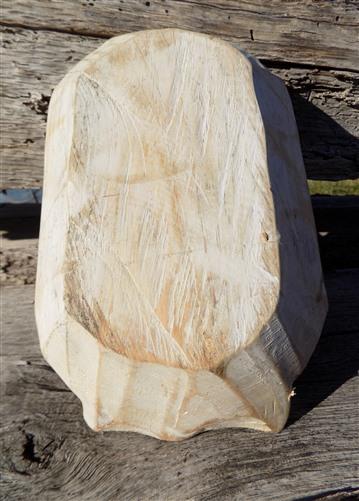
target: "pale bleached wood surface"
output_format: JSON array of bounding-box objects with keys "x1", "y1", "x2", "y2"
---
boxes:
[
  {"x1": 34, "y1": 27, "x2": 328, "y2": 439},
  {"x1": 1, "y1": 271, "x2": 359, "y2": 500},
  {"x1": 1, "y1": 0, "x2": 359, "y2": 188}
]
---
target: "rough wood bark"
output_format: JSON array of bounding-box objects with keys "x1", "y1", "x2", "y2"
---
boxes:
[
  {"x1": 1, "y1": 26, "x2": 358, "y2": 188},
  {"x1": 1, "y1": 272, "x2": 358, "y2": 500},
  {"x1": 2, "y1": 0, "x2": 358, "y2": 70}
]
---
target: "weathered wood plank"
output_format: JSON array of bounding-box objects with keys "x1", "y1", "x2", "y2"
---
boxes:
[
  {"x1": 2, "y1": 0, "x2": 358, "y2": 70},
  {"x1": 1, "y1": 27, "x2": 98, "y2": 188},
  {"x1": 271, "y1": 67, "x2": 359, "y2": 181},
  {"x1": 0, "y1": 243, "x2": 37, "y2": 286},
  {"x1": 1, "y1": 271, "x2": 359, "y2": 500},
  {"x1": 1, "y1": 27, "x2": 358, "y2": 188}
]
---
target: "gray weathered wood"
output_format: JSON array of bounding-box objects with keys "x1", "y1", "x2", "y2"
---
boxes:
[
  {"x1": 0, "y1": 242, "x2": 37, "y2": 286},
  {"x1": 2, "y1": 0, "x2": 358, "y2": 70},
  {"x1": 1, "y1": 26, "x2": 358, "y2": 188},
  {"x1": 1, "y1": 270, "x2": 359, "y2": 500}
]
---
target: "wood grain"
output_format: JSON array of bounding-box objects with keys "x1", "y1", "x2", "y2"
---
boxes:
[
  {"x1": 34, "y1": 28, "x2": 329, "y2": 438},
  {"x1": 1, "y1": 196, "x2": 358, "y2": 288},
  {"x1": 1, "y1": 0, "x2": 358, "y2": 496},
  {"x1": 2, "y1": 0, "x2": 358, "y2": 70},
  {"x1": 0, "y1": 243, "x2": 37, "y2": 285},
  {"x1": 1, "y1": 272, "x2": 358, "y2": 500},
  {"x1": 1, "y1": 26, "x2": 358, "y2": 188}
]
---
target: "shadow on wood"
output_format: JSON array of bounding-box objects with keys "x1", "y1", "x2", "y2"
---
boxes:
[
  {"x1": 0, "y1": 208, "x2": 40, "y2": 240},
  {"x1": 313, "y1": 196, "x2": 359, "y2": 270},
  {"x1": 289, "y1": 90, "x2": 359, "y2": 181},
  {"x1": 287, "y1": 269, "x2": 359, "y2": 426},
  {"x1": 252, "y1": 59, "x2": 358, "y2": 429}
]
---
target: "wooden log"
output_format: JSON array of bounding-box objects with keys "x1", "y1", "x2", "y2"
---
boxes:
[
  {"x1": 35, "y1": 29, "x2": 327, "y2": 440},
  {"x1": 1, "y1": 26, "x2": 358, "y2": 188},
  {"x1": 2, "y1": 0, "x2": 358, "y2": 69},
  {"x1": 1, "y1": 272, "x2": 358, "y2": 500}
]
